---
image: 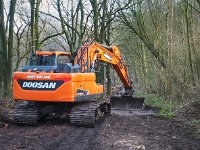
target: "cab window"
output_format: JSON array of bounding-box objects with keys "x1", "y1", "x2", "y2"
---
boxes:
[
  {"x1": 30, "y1": 54, "x2": 56, "y2": 66},
  {"x1": 57, "y1": 55, "x2": 70, "y2": 64}
]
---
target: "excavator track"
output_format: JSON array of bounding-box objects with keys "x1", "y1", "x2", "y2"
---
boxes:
[
  {"x1": 70, "y1": 102, "x2": 111, "y2": 128},
  {"x1": 13, "y1": 102, "x2": 39, "y2": 125}
]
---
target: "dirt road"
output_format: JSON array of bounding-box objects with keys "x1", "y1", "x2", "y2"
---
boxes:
[{"x1": 0, "y1": 111, "x2": 200, "y2": 150}]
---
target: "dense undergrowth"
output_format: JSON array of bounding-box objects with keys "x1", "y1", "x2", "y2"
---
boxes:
[
  {"x1": 142, "y1": 93, "x2": 181, "y2": 119},
  {"x1": 140, "y1": 92, "x2": 200, "y2": 136}
]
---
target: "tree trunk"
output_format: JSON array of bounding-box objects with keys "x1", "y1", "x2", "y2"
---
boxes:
[
  {"x1": 166, "y1": 0, "x2": 173, "y2": 95},
  {"x1": 90, "y1": 0, "x2": 99, "y2": 42},
  {"x1": 185, "y1": 3, "x2": 195, "y2": 84},
  {"x1": 89, "y1": 0, "x2": 104, "y2": 83},
  {"x1": 197, "y1": 0, "x2": 200, "y2": 7},
  {"x1": 141, "y1": 42, "x2": 147, "y2": 89},
  {"x1": 34, "y1": 0, "x2": 40, "y2": 50},
  {"x1": 106, "y1": 64, "x2": 111, "y2": 95},
  {"x1": 0, "y1": 42, "x2": 2, "y2": 95},
  {"x1": 57, "y1": 0, "x2": 75, "y2": 55},
  {"x1": 30, "y1": 0, "x2": 35, "y2": 52},
  {"x1": 0, "y1": 0, "x2": 8, "y2": 96},
  {"x1": 7, "y1": 0, "x2": 17, "y2": 94}
]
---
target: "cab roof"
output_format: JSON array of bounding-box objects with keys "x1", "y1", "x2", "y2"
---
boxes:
[{"x1": 36, "y1": 51, "x2": 71, "y2": 56}]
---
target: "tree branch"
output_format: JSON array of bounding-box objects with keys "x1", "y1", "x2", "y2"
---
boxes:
[{"x1": 39, "y1": 32, "x2": 64, "y2": 47}]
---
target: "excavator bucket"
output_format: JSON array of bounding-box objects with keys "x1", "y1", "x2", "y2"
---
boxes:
[{"x1": 110, "y1": 95, "x2": 144, "y2": 110}]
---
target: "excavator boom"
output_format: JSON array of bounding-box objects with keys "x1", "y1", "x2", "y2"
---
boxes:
[{"x1": 75, "y1": 42, "x2": 144, "y2": 109}]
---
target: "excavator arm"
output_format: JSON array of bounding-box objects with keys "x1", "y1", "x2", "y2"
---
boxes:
[
  {"x1": 75, "y1": 42, "x2": 132, "y2": 94},
  {"x1": 75, "y1": 42, "x2": 144, "y2": 109}
]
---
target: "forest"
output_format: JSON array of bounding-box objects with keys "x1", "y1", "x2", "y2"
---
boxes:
[
  {"x1": 0, "y1": 0, "x2": 200, "y2": 147},
  {"x1": 1, "y1": 0, "x2": 200, "y2": 110}
]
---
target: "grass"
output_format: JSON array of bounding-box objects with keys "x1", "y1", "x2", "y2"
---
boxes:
[
  {"x1": 137, "y1": 92, "x2": 181, "y2": 119},
  {"x1": 190, "y1": 120, "x2": 200, "y2": 127}
]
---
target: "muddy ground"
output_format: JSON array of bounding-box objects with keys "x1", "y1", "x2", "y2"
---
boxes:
[{"x1": 0, "y1": 109, "x2": 200, "y2": 150}]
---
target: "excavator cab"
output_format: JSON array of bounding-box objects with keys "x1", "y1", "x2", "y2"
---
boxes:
[
  {"x1": 29, "y1": 53, "x2": 56, "y2": 66},
  {"x1": 21, "y1": 51, "x2": 72, "y2": 73},
  {"x1": 30, "y1": 51, "x2": 71, "y2": 66}
]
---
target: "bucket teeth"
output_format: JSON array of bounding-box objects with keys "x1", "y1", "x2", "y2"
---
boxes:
[{"x1": 110, "y1": 95, "x2": 144, "y2": 110}]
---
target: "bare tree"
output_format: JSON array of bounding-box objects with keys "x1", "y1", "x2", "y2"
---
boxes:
[
  {"x1": 56, "y1": 0, "x2": 89, "y2": 58},
  {"x1": 0, "y1": 0, "x2": 17, "y2": 96}
]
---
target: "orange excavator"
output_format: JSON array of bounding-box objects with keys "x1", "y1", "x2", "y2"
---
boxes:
[{"x1": 13, "y1": 42, "x2": 144, "y2": 127}]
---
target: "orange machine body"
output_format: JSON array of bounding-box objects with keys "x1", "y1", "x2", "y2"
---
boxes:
[
  {"x1": 13, "y1": 50, "x2": 103, "y2": 102},
  {"x1": 13, "y1": 72, "x2": 103, "y2": 102},
  {"x1": 13, "y1": 43, "x2": 132, "y2": 103}
]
